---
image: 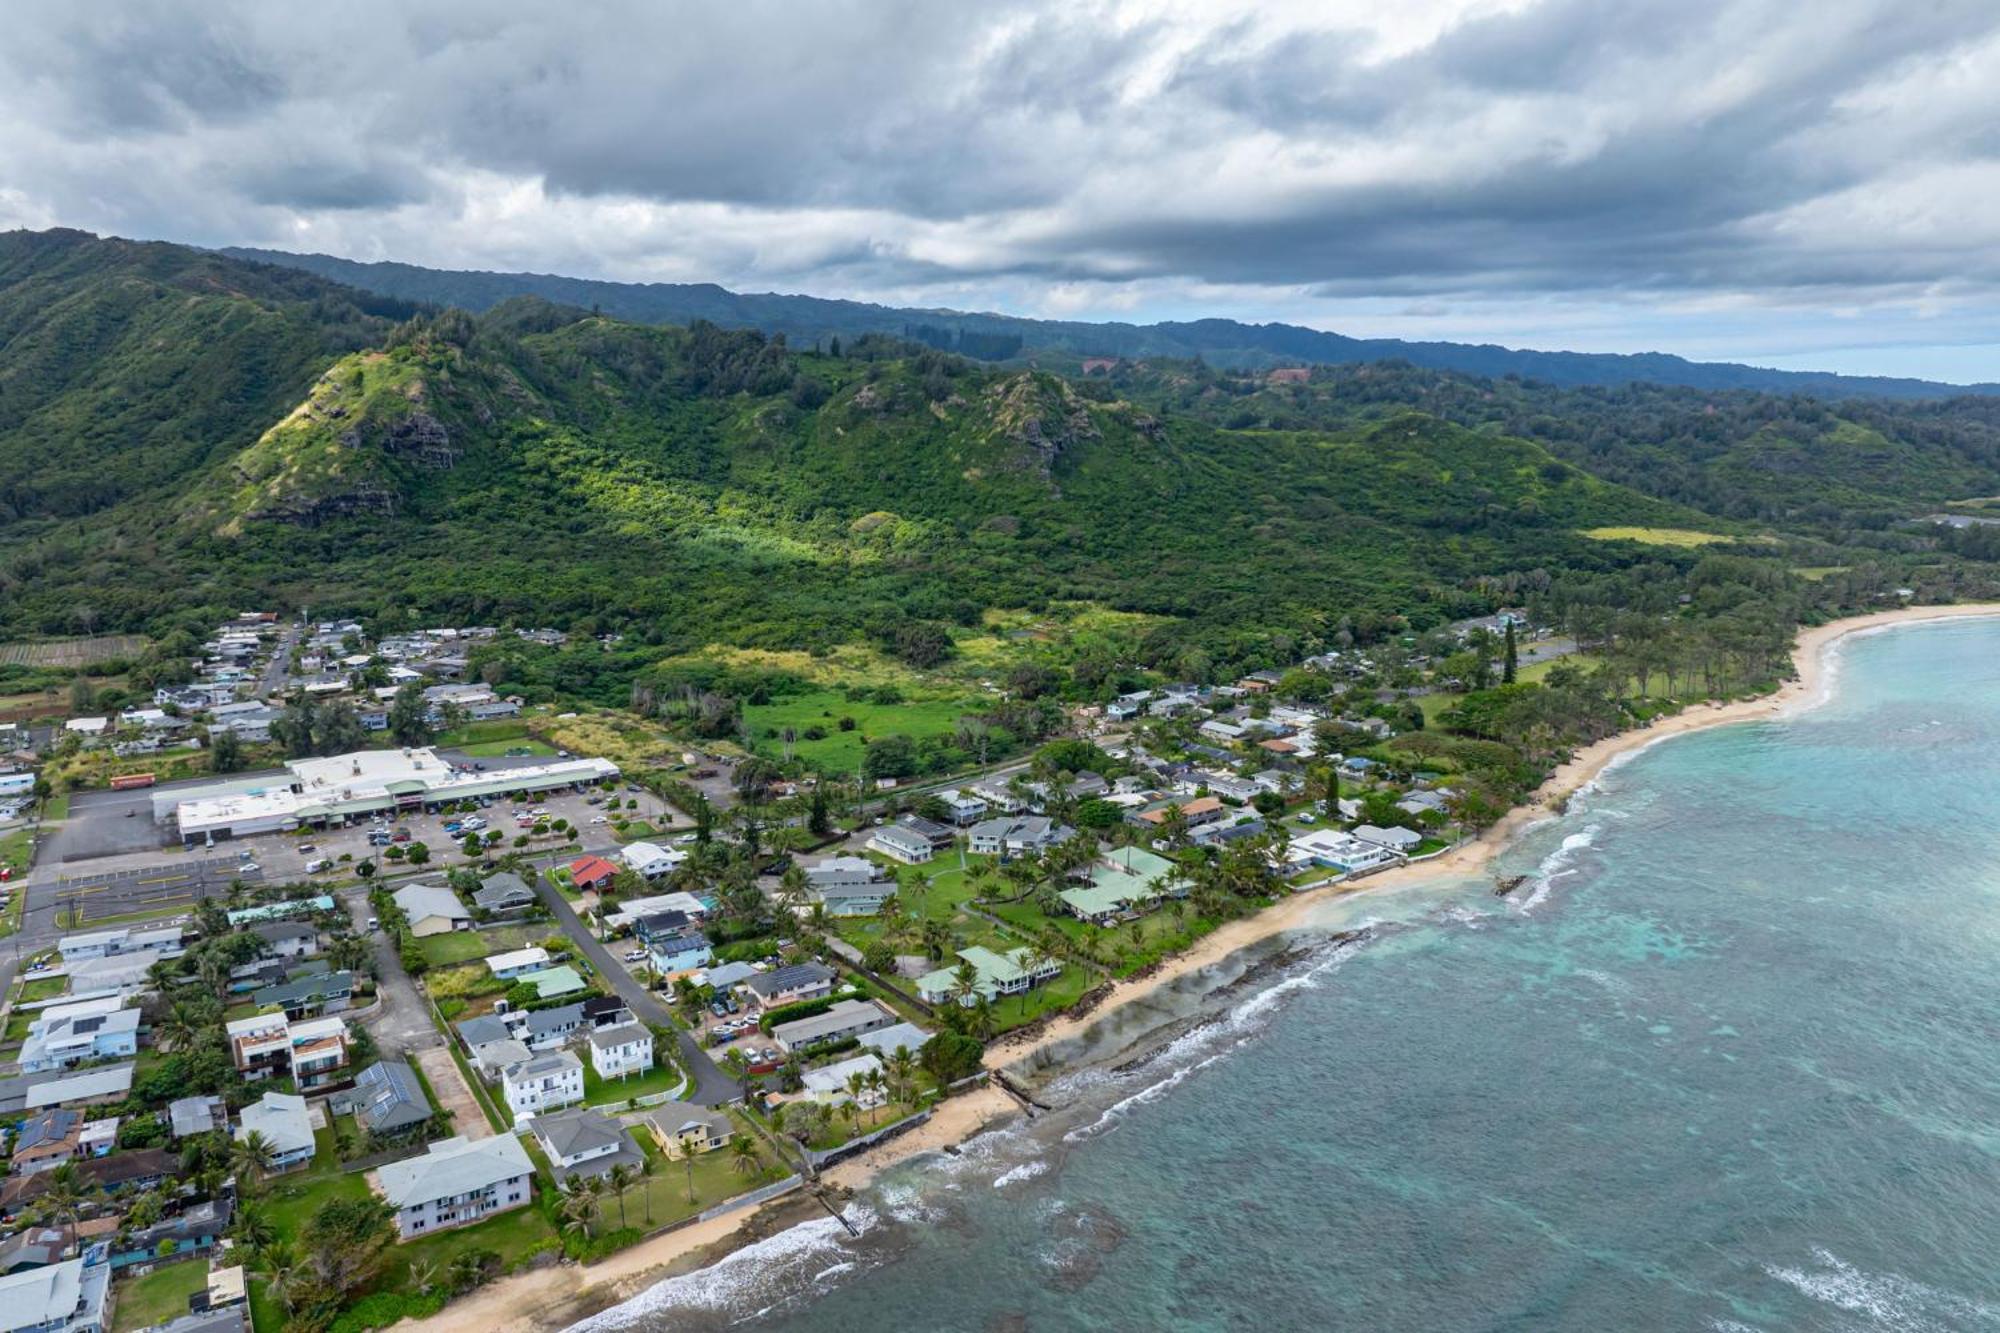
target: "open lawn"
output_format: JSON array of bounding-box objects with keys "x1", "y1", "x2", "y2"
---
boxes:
[
  {"x1": 435, "y1": 719, "x2": 532, "y2": 748},
  {"x1": 582, "y1": 1059, "x2": 684, "y2": 1107},
  {"x1": 741, "y1": 688, "x2": 980, "y2": 774},
  {"x1": 626, "y1": 1122, "x2": 788, "y2": 1230},
  {"x1": 419, "y1": 923, "x2": 550, "y2": 968},
  {"x1": 110, "y1": 1259, "x2": 208, "y2": 1333},
  {"x1": 389, "y1": 1197, "x2": 559, "y2": 1288},
  {"x1": 0, "y1": 828, "x2": 31, "y2": 884},
  {"x1": 18, "y1": 976, "x2": 65, "y2": 1003}
]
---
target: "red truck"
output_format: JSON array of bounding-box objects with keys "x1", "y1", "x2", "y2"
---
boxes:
[{"x1": 109, "y1": 773, "x2": 157, "y2": 790}]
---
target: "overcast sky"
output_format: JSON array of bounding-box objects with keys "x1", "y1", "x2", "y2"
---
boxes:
[{"x1": 6, "y1": 0, "x2": 2000, "y2": 379}]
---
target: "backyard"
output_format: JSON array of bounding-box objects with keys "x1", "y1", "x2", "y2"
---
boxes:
[
  {"x1": 418, "y1": 922, "x2": 552, "y2": 968},
  {"x1": 110, "y1": 1259, "x2": 209, "y2": 1333}
]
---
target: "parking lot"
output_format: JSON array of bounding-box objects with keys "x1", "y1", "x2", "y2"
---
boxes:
[
  {"x1": 39, "y1": 853, "x2": 263, "y2": 927},
  {"x1": 226, "y1": 778, "x2": 681, "y2": 883}
]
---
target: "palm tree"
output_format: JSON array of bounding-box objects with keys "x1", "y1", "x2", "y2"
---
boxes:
[
  {"x1": 885, "y1": 1045, "x2": 917, "y2": 1105},
  {"x1": 730, "y1": 1136, "x2": 759, "y2": 1177},
  {"x1": 846, "y1": 1071, "x2": 871, "y2": 1126},
  {"x1": 559, "y1": 1179, "x2": 600, "y2": 1240},
  {"x1": 949, "y1": 959, "x2": 980, "y2": 1009},
  {"x1": 255, "y1": 1239, "x2": 308, "y2": 1316},
  {"x1": 233, "y1": 1128, "x2": 278, "y2": 1186},
  {"x1": 606, "y1": 1163, "x2": 634, "y2": 1231},
  {"x1": 920, "y1": 919, "x2": 953, "y2": 963},
  {"x1": 155, "y1": 1001, "x2": 205, "y2": 1053},
  {"x1": 636, "y1": 1151, "x2": 656, "y2": 1226},
  {"x1": 232, "y1": 1203, "x2": 275, "y2": 1252},
  {"x1": 864, "y1": 1068, "x2": 888, "y2": 1116},
  {"x1": 409, "y1": 1257, "x2": 440, "y2": 1298},
  {"x1": 35, "y1": 1163, "x2": 93, "y2": 1232}
]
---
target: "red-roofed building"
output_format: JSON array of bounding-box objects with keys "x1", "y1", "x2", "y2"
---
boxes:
[{"x1": 569, "y1": 856, "x2": 619, "y2": 891}]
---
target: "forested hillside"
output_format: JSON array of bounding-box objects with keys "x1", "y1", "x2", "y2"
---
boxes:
[
  {"x1": 4, "y1": 230, "x2": 2000, "y2": 684},
  {"x1": 223, "y1": 243, "x2": 1999, "y2": 401}
]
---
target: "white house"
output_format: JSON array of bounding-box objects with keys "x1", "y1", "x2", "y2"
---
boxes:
[
  {"x1": 800, "y1": 1053, "x2": 887, "y2": 1107},
  {"x1": 620, "y1": 841, "x2": 685, "y2": 880},
  {"x1": 586, "y1": 1022, "x2": 655, "y2": 1081},
  {"x1": 375, "y1": 1134, "x2": 535, "y2": 1239},
  {"x1": 235, "y1": 1092, "x2": 316, "y2": 1173},
  {"x1": 865, "y1": 824, "x2": 934, "y2": 865},
  {"x1": 1352, "y1": 824, "x2": 1423, "y2": 855},
  {"x1": 501, "y1": 1049, "x2": 584, "y2": 1119},
  {"x1": 531, "y1": 1107, "x2": 638, "y2": 1182},
  {"x1": 484, "y1": 947, "x2": 552, "y2": 981}
]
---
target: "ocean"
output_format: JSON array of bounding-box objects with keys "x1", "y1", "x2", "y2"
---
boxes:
[{"x1": 570, "y1": 618, "x2": 2000, "y2": 1333}]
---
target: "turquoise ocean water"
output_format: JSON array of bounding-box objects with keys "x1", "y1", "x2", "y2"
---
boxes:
[{"x1": 573, "y1": 618, "x2": 2000, "y2": 1332}]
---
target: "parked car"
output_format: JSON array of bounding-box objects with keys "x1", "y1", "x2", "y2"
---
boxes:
[
  {"x1": 304, "y1": 858, "x2": 332, "y2": 873},
  {"x1": 297, "y1": 843, "x2": 317, "y2": 855},
  {"x1": 392, "y1": 830, "x2": 412, "y2": 843}
]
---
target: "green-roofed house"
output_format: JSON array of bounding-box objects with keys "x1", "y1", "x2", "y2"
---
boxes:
[
  {"x1": 1060, "y1": 846, "x2": 1180, "y2": 926},
  {"x1": 916, "y1": 946, "x2": 1063, "y2": 1007},
  {"x1": 515, "y1": 965, "x2": 587, "y2": 1001}
]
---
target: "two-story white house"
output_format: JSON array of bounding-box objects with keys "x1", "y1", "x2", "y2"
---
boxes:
[
  {"x1": 586, "y1": 1022, "x2": 654, "y2": 1082},
  {"x1": 375, "y1": 1134, "x2": 536, "y2": 1238},
  {"x1": 501, "y1": 1049, "x2": 584, "y2": 1120}
]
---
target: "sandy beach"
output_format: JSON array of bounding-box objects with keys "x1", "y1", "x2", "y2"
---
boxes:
[{"x1": 404, "y1": 601, "x2": 2000, "y2": 1333}]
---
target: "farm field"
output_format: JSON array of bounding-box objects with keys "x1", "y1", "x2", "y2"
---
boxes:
[{"x1": 0, "y1": 634, "x2": 147, "y2": 667}]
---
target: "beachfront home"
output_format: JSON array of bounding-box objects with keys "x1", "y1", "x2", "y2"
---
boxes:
[
  {"x1": 916, "y1": 946, "x2": 1062, "y2": 1007},
  {"x1": 376, "y1": 1134, "x2": 536, "y2": 1239},
  {"x1": 1059, "y1": 845, "x2": 1179, "y2": 926},
  {"x1": 639, "y1": 1105, "x2": 735, "y2": 1159},
  {"x1": 1286, "y1": 829, "x2": 1402, "y2": 876},
  {"x1": 856, "y1": 1021, "x2": 932, "y2": 1057},
  {"x1": 800, "y1": 1053, "x2": 887, "y2": 1108},
  {"x1": 1353, "y1": 824, "x2": 1423, "y2": 855},
  {"x1": 532, "y1": 1107, "x2": 641, "y2": 1183}
]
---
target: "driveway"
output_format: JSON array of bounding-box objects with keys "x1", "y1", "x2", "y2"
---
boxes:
[
  {"x1": 344, "y1": 892, "x2": 441, "y2": 1056},
  {"x1": 530, "y1": 875, "x2": 741, "y2": 1106}
]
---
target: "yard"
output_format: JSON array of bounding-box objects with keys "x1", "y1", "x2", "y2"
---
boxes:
[
  {"x1": 459, "y1": 737, "x2": 557, "y2": 758},
  {"x1": 419, "y1": 922, "x2": 553, "y2": 968},
  {"x1": 581, "y1": 1059, "x2": 684, "y2": 1107},
  {"x1": 110, "y1": 1259, "x2": 208, "y2": 1333},
  {"x1": 0, "y1": 827, "x2": 31, "y2": 878},
  {"x1": 434, "y1": 719, "x2": 535, "y2": 748},
  {"x1": 740, "y1": 687, "x2": 980, "y2": 774},
  {"x1": 623, "y1": 1123, "x2": 788, "y2": 1231},
  {"x1": 18, "y1": 976, "x2": 65, "y2": 1004}
]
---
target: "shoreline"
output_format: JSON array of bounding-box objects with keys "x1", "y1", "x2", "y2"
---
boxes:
[{"x1": 403, "y1": 600, "x2": 2000, "y2": 1333}]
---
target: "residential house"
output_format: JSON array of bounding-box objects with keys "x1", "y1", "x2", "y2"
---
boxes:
[
  {"x1": 224, "y1": 1014, "x2": 291, "y2": 1082},
  {"x1": 349, "y1": 1060, "x2": 431, "y2": 1136},
  {"x1": 375, "y1": 1134, "x2": 536, "y2": 1239},
  {"x1": 521, "y1": 1002, "x2": 587, "y2": 1051},
  {"x1": 391, "y1": 884, "x2": 470, "y2": 936},
  {"x1": 11, "y1": 1112, "x2": 82, "y2": 1176},
  {"x1": 939, "y1": 792, "x2": 987, "y2": 826},
  {"x1": 0, "y1": 1226, "x2": 73, "y2": 1276},
  {"x1": 916, "y1": 946, "x2": 1063, "y2": 1007},
  {"x1": 56, "y1": 926, "x2": 182, "y2": 964},
  {"x1": 18, "y1": 1010, "x2": 140, "y2": 1075},
  {"x1": 1353, "y1": 825, "x2": 1423, "y2": 855},
  {"x1": 865, "y1": 824, "x2": 934, "y2": 865},
  {"x1": 236, "y1": 1093, "x2": 316, "y2": 1173},
  {"x1": 1285, "y1": 828, "x2": 1402, "y2": 876},
  {"x1": 742, "y1": 963, "x2": 836, "y2": 1011},
  {"x1": 225, "y1": 897, "x2": 334, "y2": 928},
  {"x1": 484, "y1": 947, "x2": 552, "y2": 981},
  {"x1": 891, "y1": 814, "x2": 956, "y2": 850},
  {"x1": 531, "y1": 1107, "x2": 641, "y2": 1182},
  {"x1": 969, "y1": 776, "x2": 1025, "y2": 813},
  {"x1": 250, "y1": 969, "x2": 353, "y2": 1020},
  {"x1": 631, "y1": 911, "x2": 694, "y2": 945},
  {"x1": 513, "y1": 966, "x2": 586, "y2": 1001},
  {"x1": 467, "y1": 1036, "x2": 531, "y2": 1081},
  {"x1": 698, "y1": 961, "x2": 759, "y2": 993},
  {"x1": 602, "y1": 892, "x2": 708, "y2": 932},
  {"x1": 246, "y1": 920, "x2": 319, "y2": 960},
  {"x1": 1251, "y1": 769, "x2": 1298, "y2": 797},
  {"x1": 16, "y1": 1067, "x2": 133, "y2": 1113},
  {"x1": 1060, "y1": 846, "x2": 1178, "y2": 926},
  {"x1": 566, "y1": 856, "x2": 620, "y2": 894},
  {"x1": 0, "y1": 1150, "x2": 174, "y2": 1219},
  {"x1": 282, "y1": 1017, "x2": 351, "y2": 1091},
  {"x1": 0, "y1": 1255, "x2": 109, "y2": 1333},
  {"x1": 471, "y1": 872, "x2": 537, "y2": 915},
  {"x1": 800, "y1": 1053, "x2": 887, "y2": 1107},
  {"x1": 856, "y1": 1021, "x2": 932, "y2": 1057},
  {"x1": 109, "y1": 1197, "x2": 231, "y2": 1272},
  {"x1": 62, "y1": 953, "x2": 168, "y2": 993},
  {"x1": 167, "y1": 1096, "x2": 225, "y2": 1139},
  {"x1": 646, "y1": 932, "x2": 712, "y2": 975},
  {"x1": 585, "y1": 1023, "x2": 654, "y2": 1081},
  {"x1": 581, "y1": 996, "x2": 633, "y2": 1030},
  {"x1": 501, "y1": 1050, "x2": 584, "y2": 1119},
  {"x1": 965, "y1": 815, "x2": 1075, "y2": 858},
  {"x1": 638, "y1": 1105, "x2": 734, "y2": 1159},
  {"x1": 1134, "y1": 795, "x2": 1226, "y2": 832},
  {"x1": 771, "y1": 999, "x2": 894, "y2": 1053},
  {"x1": 804, "y1": 856, "x2": 893, "y2": 917},
  {"x1": 224, "y1": 1013, "x2": 349, "y2": 1089},
  {"x1": 1106, "y1": 690, "x2": 1152, "y2": 721},
  {"x1": 1396, "y1": 789, "x2": 1451, "y2": 820},
  {"x1": 620, "y1": 842, "x2": 684, "y2": 880}
]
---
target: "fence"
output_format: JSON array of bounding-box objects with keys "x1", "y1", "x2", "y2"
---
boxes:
[{"x1": 805, "y1": 1107, "x2": 932, "y2": 1172}]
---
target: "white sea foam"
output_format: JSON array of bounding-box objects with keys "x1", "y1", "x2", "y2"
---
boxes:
[
  {"x1": 1515, "y1": 824, "x2": 1600, "y2": 912},
  {"x1": 1764, "y1": 1247, "x2": 2000, "y2": 1332},
  {"x1": 993, "y1": 1159, "x2": 1051, "y2": 1188},
  {"x1": 560, "y1": 1205, "x2": 880, "y2": 1332}
]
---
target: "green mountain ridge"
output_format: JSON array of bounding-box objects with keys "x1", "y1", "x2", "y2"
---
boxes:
[{"x1": 219, "y1": 241, "x2": 2000, "y2": 401}]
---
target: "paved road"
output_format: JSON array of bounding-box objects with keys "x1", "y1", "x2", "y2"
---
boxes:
[
  {"x1": 344, "y1": 892, "x2": 441, "y2": 1056},
  {"x1": 258, "y1": 623, "x2": 301, "y2": 699},
  {"x1": 530, "y1": 874, "x2": 741, "y2": 1106}
]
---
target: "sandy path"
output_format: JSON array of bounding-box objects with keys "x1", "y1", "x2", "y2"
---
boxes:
[
  {"x1": 403, "y1": 601, "x2": 2000, "y2": 1332},
  {"x1": 414, "y1": 1046, "x2": 492, "y2": 1141}
]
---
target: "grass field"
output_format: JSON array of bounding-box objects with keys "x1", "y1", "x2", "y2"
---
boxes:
[
  {"x1": 626, "y1": 1120, "x2": 788, "y2": 1229},
  {"x1": 0, "y1": 828, "x2": 31, "y2": 877},
  {"x1": 742, "y1": 688, "x2": 979, "y2": 773},
  {"x1": 110, "y1": 1259, "x2": 209, "y2": 1332},
  {"x1": 1580, "y1": 526, "x2": 1734, "y2": 547},
  {"x1": 582, "y1": 1060, "x2": 684, "y2": 1106},
  {"x1": 419, "y1": 922, "x2": 550, "y2": 968},
  {"x1": 460, "y1": 737, "x2": 557, "y2": 757},
  {"x1": 0, "y1": 634, "x2": 147, "y2": 668}
]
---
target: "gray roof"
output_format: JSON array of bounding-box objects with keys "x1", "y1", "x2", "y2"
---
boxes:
[
  {"x1": 168, "y1": 1095, "x2": 225, "y2": 1138},
  {"x1": 252, "y1": 969, "x2": 353, "y2": 1009},
  {"x1": 641, "y1": 1103, "x2": 733, "y2": 1141},
  {"x1": 742, "y1": 962, "x2": 834, "y2": 1000},
  {"x1": 505, "y1": 1049, "x2": 581, "y2": 1082},
  {"x1": 532, "y1": 1106, "x2": 625, "y2": 1160},
  {"x1": 855, "y1": 1021, "x2": 933, "y2": 1056},
  {"x1": 457, "y1": 1014, "x2": 511, "y2": 1048},
  {"x1": 377, "y1": 1134, "x2": 534, "y2": 1210},
  {"x1": 474, "y1": 872, "x2": 536, "y2": 908},
  {"x1": 354, "y1": 1060, "x2": 431, "y2": 1133},
  {"x1": 248, "y1": 920, "x2": 318, "y2": 945},
  {"x1": 393, "y1": 882, "x2": 469, "y2": 924},
  {"x1": 585, "y1": 1021, "x2": 651, "y2": 1052},
  {"x1": 24, "y1": 1064, "x2": 133, "y2": 1110},
  {"x1": 524, "y1": 1003, "x2": 586, "y2": 1039}
]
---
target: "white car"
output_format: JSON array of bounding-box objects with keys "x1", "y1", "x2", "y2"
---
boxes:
[
  {"x1": 590, "y1": 815, "x2": 609, "y2": 825},
  {"x1": 675, "y1": 832, "x2": 698, "y2": 845}
]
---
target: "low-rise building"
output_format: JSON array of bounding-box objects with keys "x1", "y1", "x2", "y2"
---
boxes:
[
  {"x1": 638, "y1": 1105, "x2": 734, "y2": 1159},
  {"x1": 11, "y1": 1111, "x2": 83, "y2": 1176},
  {"x1": 56, "y1": 925, "x2": 182, "y2": 964},
  {"x1": 531, "y1": 1107, "x2": 641, "y2": 1182},
  {"x1": 250, "y1": 969, "x2": 353, "y2": 1021},
  {"x1": 742, "y1": 962, "x2": 836, "y2": 1011},
  {"x1": 965, "y1": 815, "x2": 1075, "y2": 858},
  {"x1": 1353, "y1": 824, "x2": 1423, "y2": 854},
  {"x1": 771, "y1": 999, "x2": 894, "y2": 1053},
  {"x1": 0, "y1": 1254, "x2": 109, "y2": 1333},
  {"x1": 375, "y1": 1134, "x2": 536, "y2": 1239},
  {"x1": 392, "y1": 884, "x2": 471, "y2": 936},
  {"x1": 471, "y1": 872, "x2": 537, "y2": 915},
  {"x1": 18, "y1": 1010, "x2": 140, "y2": 1075},
  {"x1": 501, "y1": 1050, "x2": 584, "y2": 1120},
  {"x1": 804, "y1": 857, "x2": 893, "y2": 916},
  {"x1": 235, "y1": 1093, "x2": 316, "y2": 1173},
  {"x1": 484, "y1": 947, "x2": 551, "y2": 981},
  {"x1": 620, "y1": 841, "x2": 685, "y2": 880},
  {"x1": 865, "y1": 824, "x2": 934, "y2": 865},
  {"x1": 800, "y1": 1053, "x2": 887, "y2": 1107},
  {"x1": 585, "y1": 1023, "x2": 654, "y2": 1081},
  {"x1": 348, "y1": 1060, "x2": 431, "y2": 1137},
  {"x1": 917, "y1": 946, "x2": 1063, "y2": 1007},
  {"x1": 646, "y1": 932, "x2": 712, "y2": 975},
  {"x1": 167, "y1": 1096, "x2": 225, "y2": 1139}
]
